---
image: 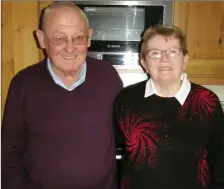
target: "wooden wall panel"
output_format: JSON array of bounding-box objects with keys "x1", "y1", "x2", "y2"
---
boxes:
[
  {"x1": 174, "y1": 1, "x2": 224, "y2": 59},
  {"x1": 1, "y1": 1, "x2": 53, "y2": 115},
  {"x1": 173, "y1": 2, "x2": 188, "y2": 33},
  {"x1": 2, "y1": 2, "x2": 14, "y2": 114},
  {"x1": 187, "y1": 59, "x2": 224, "y2": 84},
  {"x1": 12, "y1": 2, "x2": 39, "y2": 74},
  {"x1": 174, "y1": 1, "x2": 224, "y2": 85},
  {"x1": 187, "y1": 2, "x2": 224, "y2": 59}
]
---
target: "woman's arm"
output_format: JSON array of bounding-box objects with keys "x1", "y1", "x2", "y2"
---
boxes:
[{"x1": 208, "y1": 101, "x2": 224, "y2": 189}]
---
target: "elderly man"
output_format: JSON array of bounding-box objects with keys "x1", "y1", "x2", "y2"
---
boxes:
[{"x1": 2, "y1": 2, "x2": 123, "y2": 189}]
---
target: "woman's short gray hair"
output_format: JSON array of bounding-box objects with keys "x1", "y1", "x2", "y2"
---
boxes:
[{"x1": 140, "y1": 24, "x2": 188, "y2": 60}]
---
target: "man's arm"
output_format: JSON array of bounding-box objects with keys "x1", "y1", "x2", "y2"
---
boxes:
[
  {"x1": 208, "y1": 101, "x2": 224, "y2": 189},
  {"x1": 2, "y1": 77, "x2": 27, "y2": 189}
]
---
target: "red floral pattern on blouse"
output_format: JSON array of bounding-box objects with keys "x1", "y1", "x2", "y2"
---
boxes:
[{"x1": 119, "y1": 111, "x2": 168, "y2": 167}]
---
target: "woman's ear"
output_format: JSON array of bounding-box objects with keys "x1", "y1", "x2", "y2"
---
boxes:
[
  {"x1": 183, "y1": 54, "x2": 189, "y2": 70},
  {"x1": 140, "y1": 58, "x2": 148, "y2": 73}
]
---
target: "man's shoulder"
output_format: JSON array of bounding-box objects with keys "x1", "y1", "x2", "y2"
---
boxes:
[
  {"x1": 116, "y1": 80, "x2": 147, "y2": 100},
  {"x1": 11, "y1": 59, "x2": 47, "y2": 85},
  {"x1": 86, "y1": 56, "x2": 122, "y2": 85}
]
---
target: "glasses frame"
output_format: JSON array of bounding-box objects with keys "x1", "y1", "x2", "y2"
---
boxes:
[
  {"x1": 146, "y1": 47, "x2": 182, "y2": 60},
  {"x1": 43, "y1": 32, "x2": 89, "y2": 46}
]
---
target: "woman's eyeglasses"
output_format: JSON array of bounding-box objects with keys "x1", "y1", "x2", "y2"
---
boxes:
[{"x1": 147, "y1": 47, "x2": 182, "y2": 60}]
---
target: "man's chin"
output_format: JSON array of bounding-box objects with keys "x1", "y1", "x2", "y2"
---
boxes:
[{"x1": 61, "y1": 66, "x2": 82, "y2": 76}]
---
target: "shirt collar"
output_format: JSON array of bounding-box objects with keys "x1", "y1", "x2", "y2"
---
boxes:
[
  {"x1": 47, "y1": 58, "x2": 87, "y2": 91},
  {"x1": 144, "y1": 73, "x2": 191, "y2": 105}
]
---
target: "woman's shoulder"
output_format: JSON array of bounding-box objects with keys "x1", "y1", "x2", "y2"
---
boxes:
[{"x1": 189, "y1": 82, "x2": 220, "y2": 102}]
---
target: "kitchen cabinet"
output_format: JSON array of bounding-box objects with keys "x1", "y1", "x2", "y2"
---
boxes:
[{"x1": 174, "y1": 1, "x2": 224, "y2": 84}]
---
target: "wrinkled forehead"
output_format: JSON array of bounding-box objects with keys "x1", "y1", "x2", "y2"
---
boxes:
[
  {"x1": 147, "y1": 35, "x2": 181, "y2": 50},
  {"x1": 44, "y1": 8, "x2": 88, "y2": 33}
]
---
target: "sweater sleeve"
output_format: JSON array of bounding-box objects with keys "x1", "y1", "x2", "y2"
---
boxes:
[
  {"x1": 208, "y1": 101, "x2": 224, "y2": 189},
  {"x1": 113, "y1": 92, "x2": 126, "y2": 150},
  {"x1": 1, "y1": 77, "x2": 27, "y2": 189}
]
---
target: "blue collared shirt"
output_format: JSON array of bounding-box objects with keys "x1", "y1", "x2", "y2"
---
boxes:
[{"x1": 47, "y1": 58, "x2": 87, "y2": 91}]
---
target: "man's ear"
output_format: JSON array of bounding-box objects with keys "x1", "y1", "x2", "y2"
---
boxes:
[
  {"x1": 36, "y1": 29, "x2": 46, "y2": 49},
  {"x1": 183, "y1": 54, "x2": 189, "y2": 70},
  {"x1": 87, "y1": 28, "x2": 93, "y2": 47}
]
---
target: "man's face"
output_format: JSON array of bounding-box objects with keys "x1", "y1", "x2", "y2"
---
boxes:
[
  {"x1": 141, "y1": 35, "x2": 188, "y2": 84},
  {"x1": 37, "y1": 8, "x2": 93, "y2": 75}
]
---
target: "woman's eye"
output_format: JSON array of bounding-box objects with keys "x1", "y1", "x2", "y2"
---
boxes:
[{"x1": 152, "y1": 51, "x2": 160, "y2": 55}]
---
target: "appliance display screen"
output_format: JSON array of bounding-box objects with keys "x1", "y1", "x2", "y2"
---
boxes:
[
  {"x1": 84, "y1": 7, "x2": 145, "y2": 41},
  {"x1": 103, "y1": 54, "x2": 125, "y2": 65}
]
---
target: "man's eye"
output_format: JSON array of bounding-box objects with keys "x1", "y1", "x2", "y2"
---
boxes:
[
  {"x1": 75, "y1": 36, "x2": 85, "y2": 41},
  {"x1": 54, "y1": 37, "x2": 65, "y2": 41}
]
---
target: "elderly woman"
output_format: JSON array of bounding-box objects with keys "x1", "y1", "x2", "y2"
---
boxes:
[{"x1": 114, "y1": 25, "x2": 224, "y2": 189}]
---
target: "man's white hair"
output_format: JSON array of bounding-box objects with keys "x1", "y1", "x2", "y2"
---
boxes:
[{"x1": 42, "y1": 1, "x2": 89, "y2": 31}]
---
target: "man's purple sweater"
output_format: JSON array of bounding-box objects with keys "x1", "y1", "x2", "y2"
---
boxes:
[{"x1": 2, "y1": 57, "x2": 123, "y2": 189}]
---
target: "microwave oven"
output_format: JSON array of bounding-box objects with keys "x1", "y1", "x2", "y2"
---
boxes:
[{"x1": 72, "y1": 1, "x2": 173, "y2": 71}]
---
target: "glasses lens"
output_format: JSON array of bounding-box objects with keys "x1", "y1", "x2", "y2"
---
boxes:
[
  {"x1": 73, "y1": 36, "x2": 88, "y2": 45},
  {"x1": 51, "y1": 37, "x2": 66, "y2": 46},
  {"x1": 167, "y1": 48, "x2": 180, "y2": 58},
  {"x1": 148, "y1": 50, "x2": 161, "y2": 59}
]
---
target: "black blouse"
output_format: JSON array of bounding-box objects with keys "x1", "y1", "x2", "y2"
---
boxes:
[{"x1": 114, "y1": 81, "x2": 224, "y2": 189}]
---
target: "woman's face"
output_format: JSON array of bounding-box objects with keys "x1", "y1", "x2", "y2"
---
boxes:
[{"x1": 141, "y1": 35, "x2": 188, "y2": 85}]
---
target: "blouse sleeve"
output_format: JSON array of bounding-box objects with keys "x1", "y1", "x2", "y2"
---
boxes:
[{"x1": 208, "y1": 101, "x2": 224, "y2": 189}]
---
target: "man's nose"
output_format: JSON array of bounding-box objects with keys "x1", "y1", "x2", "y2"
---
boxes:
[{"x1": 64, "y1": 39, "x2": 76, "y2": 52}]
